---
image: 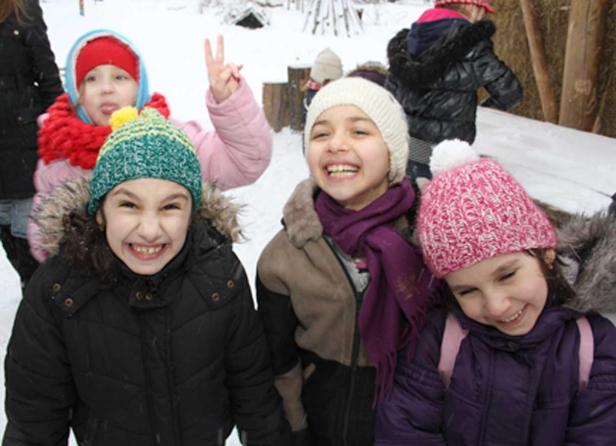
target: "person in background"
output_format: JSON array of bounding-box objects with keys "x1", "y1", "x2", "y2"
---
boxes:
[
  {"x1": 28, "y1": 29, "x2": 273, "y2": 262},
  {"x1": 347, "y1": 61, "x2": 388, "y2": 87},
  {"x1": 4, "y1": 107, "x2": 290, "y2": 445},
  {"x1": 385, "y1": 0, "x2": 522, "y2": 181},
  {"x1": 301, "y1": 48, "x2": 343, "y2": 126},
  {"x1": 375, "y1": 140, "x2": 616, "y2": 445},
  {"x1": 0, "y1": 0, "x2": 62, "y2": 291},
  {"x1": 257, "y1": 77, "x2": 438, "y2": 446}
]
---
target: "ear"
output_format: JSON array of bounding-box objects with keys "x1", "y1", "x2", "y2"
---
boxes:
[
  {"x1": 95, "y1": 209, "x2": 105, "y2": 230},
  {"x1": 543, "y1": 248, "x2": 556, "y2": 268}
]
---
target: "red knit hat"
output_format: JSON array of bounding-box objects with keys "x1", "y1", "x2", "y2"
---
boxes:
[
  {"x1": 434, "y1": 0, "x2": 495, "y2": 14},
  {"x1": 75, "y1": 36, "x2": 139, "y2": 87}
]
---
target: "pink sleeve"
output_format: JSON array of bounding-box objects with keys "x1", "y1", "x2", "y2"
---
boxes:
[
  {"x1": 28, "y1": 159, "x2": 91, "y2": 262},
  {"x1": 175, "y1": 76, "x2": 273, "y2": 190}
]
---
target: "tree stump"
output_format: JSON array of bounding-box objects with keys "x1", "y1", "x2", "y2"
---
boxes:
[
  {"x1": 287, "y1": 65, "x2": 311, "y2": 131},
  {"x1": 262, "y1": 82, "x2": 290, "y2": 132}
]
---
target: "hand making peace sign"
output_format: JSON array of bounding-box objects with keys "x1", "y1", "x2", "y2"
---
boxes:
[{"x1": 205, "y1": 35, "x2": 242, "y2": 104}]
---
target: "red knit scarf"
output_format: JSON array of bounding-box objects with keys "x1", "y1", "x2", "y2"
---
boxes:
[{"x1": 38, "y1": 93, "x2": 170, "y2": 169}]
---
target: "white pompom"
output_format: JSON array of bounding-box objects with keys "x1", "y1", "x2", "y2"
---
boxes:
[{"x1": 429, "y1": 139, "x2": 480, "y2": 177}]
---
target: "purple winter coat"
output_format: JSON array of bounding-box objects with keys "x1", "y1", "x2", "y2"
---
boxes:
[{"x1": 375, "y1": 303, "x2": 616, "y2": 445}]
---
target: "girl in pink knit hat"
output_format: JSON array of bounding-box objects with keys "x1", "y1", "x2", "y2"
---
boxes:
[{"x1": 375, "y1": 140, "x2": 616, "y2": 445}]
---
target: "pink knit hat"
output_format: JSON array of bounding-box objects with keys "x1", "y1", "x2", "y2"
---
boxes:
[{"x1": 417, "y1": 140, "x2": 556, "y2": 278}]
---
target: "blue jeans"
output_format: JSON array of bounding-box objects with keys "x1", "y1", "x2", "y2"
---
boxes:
[
  {"x1": 0, "y1": 198, "x2": 32, "y2": 239},
  {"x1": 0, "y1": 198, "x2": 38, "y2": 290}
]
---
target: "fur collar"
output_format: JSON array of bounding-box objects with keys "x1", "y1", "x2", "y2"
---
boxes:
[
  {"x1": 387, "y1": 20, "x2": 495, "y2": 86},
  {"x1": 34, "y1": 177, "x2": 241, "y2": 273},
  {"x1": 557, "y1": 212, "x2": 616, "y2": 314},
  {"x1": 282, "y1": 178, "x2": 323, "y2": 249}
]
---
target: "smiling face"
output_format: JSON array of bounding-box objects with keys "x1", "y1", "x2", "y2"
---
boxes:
[
  {"x1": 99, "y1": 178, "x2": 192, "y2": 275},
  {"x1": 445, "y1": 251, "x2": 553, "y2": 336},
  {"x1": 307, "y1": 105, "x2": 390, "y2": 211},
  {"x1": 78, "y1": 64, "x2": 138, "y2": 125}
]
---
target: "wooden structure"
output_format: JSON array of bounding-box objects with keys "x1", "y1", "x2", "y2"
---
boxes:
[
  {"x1": 262, "y1": 65, "x2": 310, "y2": 132},
  {"x1": 303, "y1": 0, "x2": 363, "y2": 37}
]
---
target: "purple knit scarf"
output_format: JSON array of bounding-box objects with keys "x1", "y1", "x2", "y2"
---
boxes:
[{"x1": 315, "y1": 178, "x2": 437, "y2": 403}]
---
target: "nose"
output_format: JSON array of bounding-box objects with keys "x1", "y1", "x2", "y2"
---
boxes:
[
  {"x1": 483, "y1": 290, "x2": 512, "y2": 319},
  {"x1": 100, "y1": 76, "x2": 115, "y2": 93},
  {"x1": 137, "y1": 213, "x2": 162, "y2": 242},
  {"x1": 327, "y1": 131, "x2": 349, "y2": 153}
]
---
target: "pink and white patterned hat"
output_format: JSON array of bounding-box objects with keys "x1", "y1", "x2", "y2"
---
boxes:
[{"x1": 417, "y1": 140, "x2": 556, "y2": 278}]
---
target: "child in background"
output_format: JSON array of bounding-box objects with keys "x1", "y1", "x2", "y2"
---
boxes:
[
  {"x1": 4, "y1": 107, "x2": 289, "y2": 445},
  {"x1": 385, "y1": 0, "x2": 522, "y2": 180},
  {"x1": 28, "y1": 29, "x2": 272, "y2": 261},
  {"x1": 302, "y1": 48, "x2": 343, "y2": 123},
  {"x1": 375, "y1": 140, "x2": 616, "y2": 445},
  {"x1": 347, "y1": 61, "x2": 388, "y2": 87},
  {"x1": 257, "y1": 77, "x2": 438, "y2": 446}
]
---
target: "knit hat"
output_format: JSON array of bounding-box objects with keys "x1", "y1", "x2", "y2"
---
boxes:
[
  {"x1": 87, "y1": 107, "x2": 202, "y2": 215},
  {"x1": 66, "y1": 29, "x2": 150, "y2": 124},
  {"x1": 75, "y1": 36, "x2": 139, "y2": 86},
  {"x1": 434, "y1": 0, "x2": 495, "y2": 14},
  {"x1": 304, "y1": 77, "x2": 410, "y2": 184},
  {"x1": 417, "y1": 140, "x2": 556, "y2": 278},
  {"x1": 310, "y1": 48, "x2": 343, "y2": 84}
]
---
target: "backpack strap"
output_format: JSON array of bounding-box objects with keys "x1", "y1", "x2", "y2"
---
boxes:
[
  {"x1": 576, "y1": 316, "x2": 594, "y2": 392},
  {"x1": 438, "y1": 313, "x2": 469, "y2": 388}
]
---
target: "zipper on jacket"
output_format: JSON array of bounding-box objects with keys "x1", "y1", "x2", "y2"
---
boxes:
[{"x1": 324, "y1": 238, "x2": 364, "y2": 446}]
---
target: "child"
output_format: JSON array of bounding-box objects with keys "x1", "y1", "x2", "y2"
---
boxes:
[
  {"x1": 385, "y1": 0, "x2": 522, "y2": 180},
  {"x1": 4, "y1": 107, "x2": 289, "y2": 445},
  {"x1": 302, "y1": 48, "x2": 343, "y2": 123},
  {"x1": 257, "y1": 77, "x2": 438, "y2": 446},
  {"x1": 0, "y1": 0, "x2": 62, "y2": 290},
  {"x1": 347, "y1": 61, "x2": 388, "y2": 87},
  {"x1": 375, "y1": 140, "x2": 616, "y2": 445},
  {"x1": 28, "y1": 29, "x2": 273, "y2": 262}
]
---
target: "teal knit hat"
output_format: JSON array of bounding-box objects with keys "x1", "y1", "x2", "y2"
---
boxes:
[{"x1": 87, "y1": 107, "x2": 202, "y2": 215}]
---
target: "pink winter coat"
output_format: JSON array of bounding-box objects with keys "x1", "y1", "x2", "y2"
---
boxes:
[{"x1": 28, "y1": 77, "x2": 272, "y2": 262}]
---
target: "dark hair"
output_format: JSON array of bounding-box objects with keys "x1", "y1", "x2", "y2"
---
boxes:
[{"x1": 0, "y1": 0, "x2": 31, "y2": 25}]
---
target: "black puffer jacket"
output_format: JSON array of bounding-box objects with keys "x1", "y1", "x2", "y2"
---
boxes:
[
  {"x1": 0, "y1": 0, "x2": 62, "y2": 199},
  {"x1": 3, "y1": 179, "x2": 289, "y2": 446},
  {"x1": 386, "y1": 20, "x2": 522, "y2": 146}
]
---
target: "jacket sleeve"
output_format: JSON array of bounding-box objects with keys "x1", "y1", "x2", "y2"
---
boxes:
[
  {"x1": 3, "y1": 266, "x2": 75, "y2": 446},
  {"x1": 256, "y1": 275, "x2": 307, "y2": 433},
  {"x1": 472, "y1": 39, "x2": 522, "y2": 111},
  {"x1": 375, "y1": 310, "x2": 447, "y2": 446},
  {"x1": 175, "y1": 76, "x2": 273, "y2": 191},
  {"x1": 564, "y1": 314, "x2": 616, "y2": 445},
  {"x1": 23, "y1": 0, "x2": 63, "y2": 110},
  {"x1": 224, "y1": 256, "x2": 290, "y2": 446}
]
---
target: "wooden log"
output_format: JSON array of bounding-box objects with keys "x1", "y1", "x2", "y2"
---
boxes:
[
  {"x1": 262, "y1": 82, "x2": 289, "y2": 132},
  {"x1": 519, "y1": 0, "x2": 558, "y2": 123},
  {"x1": 287, "y1": 65, "x2": 311, "y2": 131},
  {"x1": 559, "y1": 0, "x2": 609, "y2": 131}
]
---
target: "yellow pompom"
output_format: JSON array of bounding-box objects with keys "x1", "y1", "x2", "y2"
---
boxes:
[{"x1": 110, "y1": 106, "x2": 139, "y2": 131}]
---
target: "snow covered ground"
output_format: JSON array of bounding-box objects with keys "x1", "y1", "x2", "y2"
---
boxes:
[{"x1": 1, "y1": 0, "x2": 615, "y2": 443}]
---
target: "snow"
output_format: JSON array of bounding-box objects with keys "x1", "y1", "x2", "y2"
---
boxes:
[{"x1": 1, "y1": 0, "x2": 614, "y2": 443}]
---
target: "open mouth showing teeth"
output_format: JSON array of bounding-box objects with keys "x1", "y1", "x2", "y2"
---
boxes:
[
  {"x1": 500, "y1": 306, "x2": 526, "y2": 323},
  {"x1": 132, "y1": 245, "x2": 163, "y2": 255},
  {"x1": 326, "y1": 164, "x2": 358, "y2": 176}
]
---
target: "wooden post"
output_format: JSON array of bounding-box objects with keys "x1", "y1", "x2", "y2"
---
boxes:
[
  {"x1": 262, "y1": 82, "x2": 290, "y2": 132},
  {"x1": 559, "y1": 0, "x2": 609, "y2": 131},
  {"x1": 287, "y1": 65, "x2": 311, "y2": 131},
  {"x1": 519, "y1": 0, "x2": 557, "y2": 123}
]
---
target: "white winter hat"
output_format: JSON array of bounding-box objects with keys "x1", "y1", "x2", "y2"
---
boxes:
[
  {"x1": 304, "y1": 77, "x2": 410, "y2": 185},
  {"x1": 310, "y1": 48, "x2": 343, "y2": 84}
]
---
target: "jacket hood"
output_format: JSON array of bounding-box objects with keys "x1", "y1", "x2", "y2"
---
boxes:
[
  {"x1": 557, "y1": 212, "x2": 616, "y2": 314},
  {"x1": 387, "y1": 20, "x2": 495, "y2": 87},
  {"x1": 33, "y1": 176, "x2": 241, "y2": 270},
  {"x1": 65, "y1": 29, "x2": 150, "y2": 123},
  {"x1": 282, "y1": 178, "x2": 323, "y2": 249}
]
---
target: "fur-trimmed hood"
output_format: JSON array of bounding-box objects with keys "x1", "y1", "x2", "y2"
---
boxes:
[
  {"x1": 282, "y1": 178, "x2": 322, "y2": 249},
  {"x1": 33, "y1": 177, "x2": 241, "y2": 272},
  {"x1": 557, "y1": 212, "x2": 616, "y2": 314},
  {"x1": 387, "y1": 20, "x2": 495, "y2": 87}
]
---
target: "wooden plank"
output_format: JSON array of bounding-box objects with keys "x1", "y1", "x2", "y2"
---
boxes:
[
  {"x1": 262, "y1": 82, "x2": 290, "y2": 132},
  {"x1": 287, "y1": 65, "x2": 311, "y2": 131}
]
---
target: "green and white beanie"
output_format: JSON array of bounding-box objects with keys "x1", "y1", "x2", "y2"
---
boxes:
[
  {"x1": 87, "y1": 107, "x2": 202, "y2": 215},
  {"x1": 304, "y1": 77, "x2": 410, "y2": 185}
]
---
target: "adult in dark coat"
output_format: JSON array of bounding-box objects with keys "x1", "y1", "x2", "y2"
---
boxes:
[
  {"x1": 386, "y1": 2, "x2": 522, "y2": 179},
  {"x1": 0, "y1": 0, "x2": 62, "y2": 289}
]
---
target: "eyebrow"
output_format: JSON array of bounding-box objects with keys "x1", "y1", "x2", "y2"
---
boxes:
[
  {"x1": 110, "y1": 189, "x2": 189, "y2": 201},
  {"x1": 312, "y1": 116, "x2": 373, "y2": 127}
]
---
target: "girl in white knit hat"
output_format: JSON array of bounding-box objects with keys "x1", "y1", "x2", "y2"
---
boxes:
[{"x1": 257, "y1": 77, "x2": 439, "y2": 446}]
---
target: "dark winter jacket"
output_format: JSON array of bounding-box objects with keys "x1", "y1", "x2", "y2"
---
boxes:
[
  {"x1": 256, "y1": 179, "x2": 421, "y2": 446},
  {"x1": 3, "y1": 179, "x2": 290, "y2": 446},
  {"x1": 386, "y1": 18, "x2": 522, "y2": 151},
  {"x1": 375, "y1": 212, "x2": 616, "y2": 445},
  {"x1": 0, "y1": 0, "x2": 62, "y2": 199}
]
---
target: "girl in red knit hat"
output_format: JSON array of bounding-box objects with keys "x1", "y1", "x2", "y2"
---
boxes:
[{"x1": 28, "y1": 29, "x2": 273, "y2": 263}]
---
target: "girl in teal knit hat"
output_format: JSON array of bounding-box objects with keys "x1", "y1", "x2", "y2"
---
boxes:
[{"x1": 4, "y1": 108, "x2": 290, "y2": 445}]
